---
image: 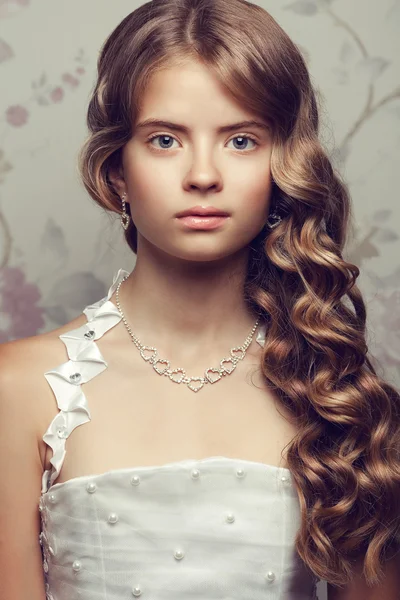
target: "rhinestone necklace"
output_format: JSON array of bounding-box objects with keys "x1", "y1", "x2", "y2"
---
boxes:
[{"x1": 115, "y1": 276, "x2": 261, "y2": 393}]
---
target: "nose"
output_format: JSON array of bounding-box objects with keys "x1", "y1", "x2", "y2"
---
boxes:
[{"x1": 183, "y1": 147, "x2": 223, "y2": 194}]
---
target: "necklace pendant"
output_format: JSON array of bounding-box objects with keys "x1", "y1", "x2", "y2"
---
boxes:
[
  {"x1": 168, "y1": 368, "x2": 186, "y2": 383},
  {"x1": 187, "y1": 378, "x2": 204, "y2": 393},
  {"x1": 230, "y1": 347, "x2": 245, "y2": 361},
  {"x1": 140, "y1": 346, "x2": 157, "y2": 362},
  {"x1": 205, "y1": 368, "x2": 222, "y2": 384},
  {"x1": 153, "y1": 359, "x2": 170, "y2": 375},
  {"x1": 220, "y1": 358, "x2": 237, "y2": 375}
]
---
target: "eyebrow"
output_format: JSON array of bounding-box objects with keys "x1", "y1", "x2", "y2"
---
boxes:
[{"x1": 134, "y1": 118, "x2": 270, "y2": 134}]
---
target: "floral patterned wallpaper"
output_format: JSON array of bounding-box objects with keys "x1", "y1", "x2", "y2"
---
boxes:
[{"x1": 0, "y1": 0, "x2": 399, "y2": 597}]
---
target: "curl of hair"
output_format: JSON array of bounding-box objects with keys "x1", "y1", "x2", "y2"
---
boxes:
[{"x1": 78, "y1": 0, "x2": 400, "y2": 589}]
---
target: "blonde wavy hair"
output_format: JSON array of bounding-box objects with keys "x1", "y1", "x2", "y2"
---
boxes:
[{"x1": 78, "y1": 0, "x2": 400, "y2": 589}]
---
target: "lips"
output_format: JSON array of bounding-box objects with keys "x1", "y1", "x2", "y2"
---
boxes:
[{"x1": 176, "y1": 205, "x2": 230, "y2": 218}]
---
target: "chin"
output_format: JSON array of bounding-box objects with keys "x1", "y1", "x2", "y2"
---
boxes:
[{"x1": 167, "y1": 243, "x2": 247, "y2": 264}]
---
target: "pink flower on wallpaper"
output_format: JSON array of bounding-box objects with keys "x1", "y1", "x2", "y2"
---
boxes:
[
  {"x1": 5, "y1": 104, "x2": 29, "y2": 127},
  {"x1": 62, "y1": 72, "x2": 79, "y2": 88},
  {"x1": 0, "y1": 267, "x2": 45, "y2": 343},
  {"x1": 50, "y1": 86, "x2": 64, "y2": 103}
]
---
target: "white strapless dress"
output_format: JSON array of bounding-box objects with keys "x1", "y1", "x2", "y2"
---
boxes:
[{"x1": 38, "y1": 268, "x2": 320, "y2": 600}]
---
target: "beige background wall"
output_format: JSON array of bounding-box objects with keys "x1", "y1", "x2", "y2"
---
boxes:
[{"x1": 1, "y1": 2, "x2": 399, "y2": 597}]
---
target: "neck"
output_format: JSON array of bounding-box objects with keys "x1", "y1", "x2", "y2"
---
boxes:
[{"x1": 110, "y1": 243, "x2": 261, "y2": 366}]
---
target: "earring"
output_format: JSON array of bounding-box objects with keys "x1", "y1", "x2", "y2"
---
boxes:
[
  {"x1": 266, "y1": 210, "x2": 282, "y2": 229},
  {"x1": 120, "y1": 192, "x2": 131, "y2": 231}
]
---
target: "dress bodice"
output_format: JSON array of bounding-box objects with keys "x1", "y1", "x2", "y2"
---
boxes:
[{"x1": 38, "y1": 268, "x2": 319, "y2": 600}]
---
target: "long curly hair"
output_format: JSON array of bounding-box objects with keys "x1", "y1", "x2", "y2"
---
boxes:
[{"x1": 78, "y1": 0, "x2": 400, "y2": 589}]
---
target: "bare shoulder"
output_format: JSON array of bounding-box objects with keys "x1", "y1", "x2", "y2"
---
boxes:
[
  {"x1": 0, "y1": 314, "x2": 89, "y2": 600},
  {"x1": 0, "y1": 313, "x2": 89, "y2": 451},
  {"x1": 0, "y1": 311, "x2": 88, "y2": 381}
]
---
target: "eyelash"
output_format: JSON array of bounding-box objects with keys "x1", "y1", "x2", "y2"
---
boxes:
[{"x1": 146, "y1": 133, "x2": 259, "y2": 153}]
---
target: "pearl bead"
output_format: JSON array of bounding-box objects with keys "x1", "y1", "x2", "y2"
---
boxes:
[
  {"x1": 236, "y1": 468, "x2": 245, "y2": 478},
  {"x1": 86, "y1": 482, "x2": 97, "y2": 494},
  {"x1": 265, "y1": 571, "x2": 275, "y2": 582},
  {"x1": 108, "y1": 512, "x2": 119, "y2": 524},
  {"x1": 174, "y1": 549, "x2": 184, "y2": 560},
  {"x1": 48, "y1": 546, "x2": 55, "y2": 556},
  {"x1": 131, "y1": 586, "x2": 142, "y2": 597},
  {"x1": 72, "y1": 560, "x2": 82, "y2": 572},
  {"x1": 43, "y1": 559, "x2": 49, "y2": 573},
  {"x1": 226, "y1": 513, "x2": 235, "y2": 523},
  {"x1": 130, "y1": 475, "x2": 141, "y2": 486},
  {"x1": 191, "y1": 468, "x2": 200, "y2": 479},
  {"x1": 281, "y1": 475, "x2": 291, "y2": 483},
  {"x1": 48, "y1": 493, "x2": 57, "y2": 504}
]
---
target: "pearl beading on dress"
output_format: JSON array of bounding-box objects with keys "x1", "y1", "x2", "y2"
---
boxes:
[{"x1": 39, "y1": 462, "x2": 293, "y2": 597}]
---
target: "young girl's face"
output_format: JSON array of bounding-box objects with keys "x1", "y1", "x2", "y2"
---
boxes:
[{"x1": 116, "y1": 58, "x2": 274, "y2": 262}]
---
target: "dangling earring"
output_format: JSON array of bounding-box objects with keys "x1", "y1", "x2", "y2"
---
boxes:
[
  {"x1": 120, "y1": 192, "x2": 131, "y2": 231},
  {"x1": 266, "y1": 210, "x2": 282, "y2": 229}
]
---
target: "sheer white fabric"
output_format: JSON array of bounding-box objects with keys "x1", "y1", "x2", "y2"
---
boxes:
[{"x1": 38, "y1": 268, "x2": 319, "y2": 600}]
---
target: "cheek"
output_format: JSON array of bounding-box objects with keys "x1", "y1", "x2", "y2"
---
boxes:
[
  {"x1": 123, "y1": 149, "x2": 173, "y2": 220},
  {"x1": 234, "y1": 171, "x2": 273, "y2": 222}
]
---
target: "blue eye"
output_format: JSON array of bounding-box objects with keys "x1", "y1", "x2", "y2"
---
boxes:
[
  {"x1": 146, "y1": 133, "x2": 259, "y2": 152},
  {"x1": 148, "y1": 135, "x2": 177, "y2": 150},
  {"x1": 228, "y1": 136, "x2": 257, "y2": 151}
]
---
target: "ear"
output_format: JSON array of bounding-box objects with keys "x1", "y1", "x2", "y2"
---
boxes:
[{"x1": 108, "y1": 165, "x2": 128, "y2": 201}]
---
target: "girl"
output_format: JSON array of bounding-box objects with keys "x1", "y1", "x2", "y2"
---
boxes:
[{"x1": 1, "y1": 1, "x2": 399, "y2": 599}]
